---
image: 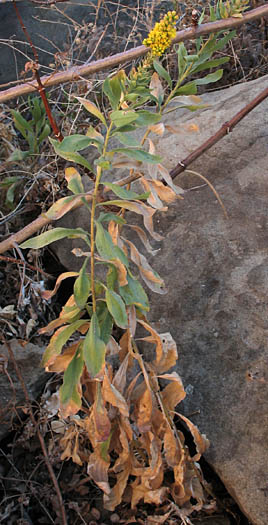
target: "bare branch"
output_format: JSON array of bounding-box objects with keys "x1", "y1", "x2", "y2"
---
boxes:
[{"x1": 0, "y1": 5, "x2": 267, "y2": 103}]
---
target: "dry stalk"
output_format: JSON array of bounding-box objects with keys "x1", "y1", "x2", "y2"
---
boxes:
[{"x1": 0, "y1": 5, "x2": 267, "y2": 103}]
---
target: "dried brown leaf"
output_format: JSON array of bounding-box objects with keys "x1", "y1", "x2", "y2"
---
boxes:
[
  {"x1": 177, "y1": 413, "x2": 209, "y2": 460},
  {"x1": 102, "y1": 372, "x2": 129, "y2": 418},
  {"x1": 160, "y1": 373, "x2": 186, "y2": 411},
  {"x1": 127, "y1": 224, "x2": 159, "y2": 255}
]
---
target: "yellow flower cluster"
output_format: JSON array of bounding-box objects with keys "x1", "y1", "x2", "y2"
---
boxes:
[{"x1": 143, "y1": 11, "x2": 178, "y2": 57}]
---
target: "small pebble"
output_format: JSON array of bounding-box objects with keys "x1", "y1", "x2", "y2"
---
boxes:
[{"x1": 91, "y1": 508, "x2": 101, "y2": 520}]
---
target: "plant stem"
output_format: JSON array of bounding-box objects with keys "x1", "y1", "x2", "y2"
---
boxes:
[{"x1": 90, "y1": 122, "x2": 113, "y2": 312}]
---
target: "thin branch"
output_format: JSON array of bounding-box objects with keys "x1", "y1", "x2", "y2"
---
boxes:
[
  {"x1": 170, "y1": 86, "x2": 268, "y2": 179},
  {"x1": 0, "y1": 5, "x2": 267, "y2": 103},
  {"x1": 0, "y1": 254, "x2": 52, "y2": 278},
  {"x1": 0, "y1": 84, "x2": 267, "y2": 255},
  {"x1": 12, "y1": 0, "x2": 63, "y2": 140},
  {"x1": 1, "y1": 338, "x2": 68, "y2": 525}
]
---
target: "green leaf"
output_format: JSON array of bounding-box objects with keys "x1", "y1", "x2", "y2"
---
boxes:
[
  {"x1": 60, "y1": 344, "x2": 84, "y2": 410},
  {"x1": 6, "y1": 183, "x2": 18, "y2": 208},
  {"x1": 99, "y1": 308, "x2": 113, "y2": 344},
  {"x1": 106, "y1": 264, "x2": 118, "y2": 290},
  {"x1": 11, "y1": 110, "x2": 32, "y2": 137},
  {"x1": 20, "y1": 227, "x2": 90, "y2": 249},
  {"x1": 37, "y1": 123, "x2": 51, "y2": 144},
  {"x1": 119, "y1": 273, "x2": 149, "y2": 312},
  {"x1": 42, "y1": 320, "x2": 85, "y2": 366},
  {"x1": 103, "y1": 77, "x2": 122, "y2": 110},
  {"x1": 115, "y1": 132, "x2": 140, "y2": 148},
  {"x1": 111, "y1": 148, "x2": 161, "y2": 164},
  {"x1": 74, "y1": 258, "x2": 91, "y2": 309},
  {"x1": 153, "y1": 60, "x2": 172, "y2": 88},
  {"x1": 0, "y1": 176, "x2": 21, "y2": 188},
  {"x1": 86, "y1": 125, "x2": 104, "y2": 145},
  {"x1": 8, "y1": 149, "x2": 30, "y2": 162},
  {"x1": 65, "y1": 167, "x2": 85, "y2": 195},
  {"x1": 177, "y1": 43, "x2": 187, "y2": 77},
  {"x1": 191, "y1": 56, "x2": 229, "y2": 74},
  {"x1": 83, "y1": 313, "x2": 106, "y2": 377},
  {"x1": 174, "y1": 82, "x2": 197, "y2": 96},
  {"x1": 76, "y1": 97, "x2": 107, "y2": 126},
  {"x1": 134, "y1": 111, "x2": 162, "y2": 127},
  {"x1": 194, "y1": 69, "x2": 223, "y2": 85},
  {"x1": 97, "y1": 212, "x2": 126, "y2": 225},
  {"x1": 53, "y1": 134, "x2": 93, "y2": 152},
  {"x1": 105, "y1": 289, "x2": 128, "y2": 329},
  {"x1": 102, "y1": 182, "x2": 149, "y2": 201},
  {"x1": 110, "y1": 110, "x2": 138, "y2": 127},
  {"x1": 95, "y1": 222, "x2": 129, "y2": 266},
  {"x1": 50, "y1": 138, "x2": 94, "y2": 172}
]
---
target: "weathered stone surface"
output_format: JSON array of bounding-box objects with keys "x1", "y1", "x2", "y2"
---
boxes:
[
  {"x1": 0, "y1": 339, "x2": 47, "y2": 441},
  {"x1": 54, "y1": 74, "x2": 268, "y2": 524}
]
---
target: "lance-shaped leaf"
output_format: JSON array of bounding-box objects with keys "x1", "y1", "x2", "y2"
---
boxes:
[
  {"x1": 102, "y1": 181, "x2": 149, "y2": 201},
  {"x1": 44, "y1": 194, "x2": 92, "y2": 221},
  {"x1": 134, "y1": 110, "x2": 162, "y2": 127},
  {"x1": 74, "y1": 257, "x2": 91, "y2": 309},
  {"x1": 42, "y1": 319, "x2": 85, "y2": 367},
  {"x1": 76, "y1": 96, "x2": 107, "y2": 126},
  {"x1": 149, "y1": 72, "x2": 164, "y2": 104},
  {"x1": 103, "y1": 71, "x2": 125, "y2": 110},
  {"x1": 50, "y1": 137, "x2": 94, "y2": 172},
  {"x1": 65, "y1": 167, "x2": 85, "y2": 195},
  {"x1": 42, "y1": 271, "x2": 79, "y2": 301},
  {"x1": 93, "y1": 385, "x2": 111, "y2": 442},
  {"x1": 192, "y1": 56, "x2": 229, "y2": 74},
  {"x1": 126, "y1": 224, "x2": 158, "y2": 255},
  {"x1": 153, "y1": 59, "x2": 172, "y2": 88},
  {"x1": 110, "y1": 110, "x2": 138, "y2": 127},
  {"x1": 95, "y1": 222, "x2": 129, "y2": 267},
  {"x1": 177, "y1": 42, "x2": 187, "y2": 76},
  {"x1": 105, "y1": 288, "x2": 128, "y2": 329},
  {"x1": 111, "y1": 147, "x2": 161, "y2": 164},
  {"x1": 98, "y1": 199, "x2": 163, "y2": 241},
  {"x1": 177, "y1": 413, "x2": 209, "y2": 460},
  {"x1": 119, "y1": 273, "x2": 149, "y2": 312},
  {"x1": 194, "y1": 69, "x2": 223, "y2": 85},
  {"x1": 20, "y1": 227, "x2": 90, "y2": 249},
  {"x1": 114, "y1": 132, "x2": 140, "y2": 148},
  {"x1": 87, "y1": 448, "x2": 111, "y2": 495},
  {"x1": 53, "y1": 134, "x2": 93, "y2": 152},
  {"x1": 60, "y1": 343, "x2": 84, "y2": 417},
  {"x1": 83, "y1": 313, "x2": 106, "y2": 377},
  {"x1": 124, "y1": 239, "x2": 167, "y2": 294},
  {"x1": 159, "y1": 372, "x2": 186, "y2": 411},
  {"x1": 102, "y1": 372, "x2": 129, "y2": 417}
]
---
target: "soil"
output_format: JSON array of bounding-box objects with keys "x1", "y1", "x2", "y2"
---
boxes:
[{"x1": 0, "y1": 0, "x2": 267, "y2": 523}]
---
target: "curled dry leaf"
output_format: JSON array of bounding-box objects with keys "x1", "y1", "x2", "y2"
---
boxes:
[
  {"x1": 87, "y1": 448, "x2": 111, "y2": 495},
  {"x1": 160, "y1": 372, "x2": 186, "y2": 412},
  {"x1": 42, "y1": 272, "x2": 79, "y2": 301},
  {"x1": 126, "y1": 224, "x2": 159, "y2": 255},
  {"x1": 102, "y1": 372, "x2": 129, "y2": 418},
  {"x1": 177, "y1": 413, "x2": 209, "y2": 460},
  {"x1": 124, "y1": 239, "x2": 167, "y2": 294},
  {"x1": 149, "y1": 72, "x2": 164, "y2": 102}
]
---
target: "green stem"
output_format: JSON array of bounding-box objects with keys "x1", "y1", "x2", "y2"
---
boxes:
[
  {"x1": 161, "y1": 33, "x2": 215, "y2": 113},
  {"x1": 90, "y1": 121, "x2": 113, "y2": 313}
]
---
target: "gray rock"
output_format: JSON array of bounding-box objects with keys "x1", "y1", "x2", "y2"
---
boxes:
[
  {"x1": 0, "y1": 339, "x2": 47, "y2": 441},
  {"x1": 54, "y1": 74, "x2": 268, "y2": 524}
]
